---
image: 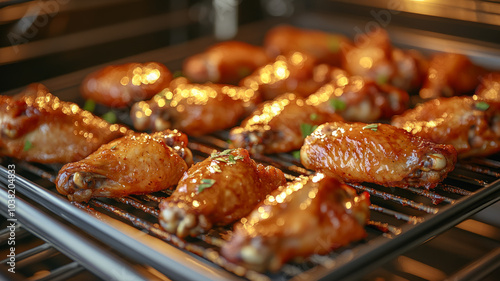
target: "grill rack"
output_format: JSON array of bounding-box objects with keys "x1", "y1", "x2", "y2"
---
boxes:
[{"x1": 1, "y1": 131, "x2": 500, "y2": 281}]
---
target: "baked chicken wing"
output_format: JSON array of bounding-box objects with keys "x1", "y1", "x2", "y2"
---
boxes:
[
  {"x1": 476, "y1": 72, "x2": 500, "y2": 101},
  {"x1": 419, "y1": 53, "x2": 485, "y2": 99},
  {"x1": 307, "y1": 71, "x2": 409, "y2": 122},
  {"x1": 221, "y1": 173, "x2": 370, "y2": 272},
  {"x1": 158, "y1": 148, "x2": 286, "y2": 238},
  {"x1": 340, "y1": 28, "x2": 426, "y2": 91},
  {"x1": 300, "y1": 122, "x2": 457, "y2": 189},
  {"x1": 263, "y1": 25, "x2": 351, "y2": 66},
  {"x1": 392, "y1": 96, "x2": 500, "y2": 158},
  {"x1": 0, "y1": 84, "x2": 129, "y2": 164},
  {"x1": 81, "y1": 62, "x2": 172, "y2": 107},
  {"x1": 56, "y1": 130, "x2": 192, "y2": 202},
  {"x1": 130, "y1": 83, "x2": 260, "y2": 136},
  {"x1": 183, "y1": 41, "x2": 270, "y2": 84},
  {"x1": 239, "y1": 52, "x2": 327, "y2": 100},
  {"x1": 229, "y1": 93, "x2": 343, "y2": 155}
]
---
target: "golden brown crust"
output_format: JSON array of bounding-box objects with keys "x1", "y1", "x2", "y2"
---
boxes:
[
  {"x1": 221, "y1": 173, "x2": 370, "y2": 272},
  {"x1": 0, "y1": 84, "x2": 128, "y2": 163},
  {"x1": 56, "y1": 130, "x2": 190, "y2": 202},
  {"x1": 158, "y1": 148, "x2": 286, "y2": 238},
  {"x1": 301, "y1": 122, "x2": 457, "y2": 188},
  {"x1": 81, "y1": 62, "x2": 172, "y2": 107}
]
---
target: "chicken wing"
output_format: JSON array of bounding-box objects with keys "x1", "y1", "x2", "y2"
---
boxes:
[
  {"x1": 56, "y1": 130, "x2": 192, "y2": 202},
  {"x1": 158, "y1": 148, "x2": 286, "y2": 238},
  {"x1": 229, "y1": 93, "x2": 343, "y2": 155},
  {"x1": 476, "y1": 72, "x2": 500, "y2": 101},
  {"x1": 239, "y1": 52, "x2": 328, "y2": 100},
  {"x1": 300, "y1": 122, "x2": 457, "y2": 189},
  {"x1": 81, "y1": 62, "x2": 172, "y2": 108},
  {"x1": 391, "y1": 96, "x2": 500, "y2": 158},
  {"x1": 306, "y1": 71, "x2": 409, "y2": 122},
  {"x1": 263, "y1": 25, "x2": 351, "y2": 66},
  {"x1": 183, "y1": 41, "x2": 271, "y2": 84},
  {"x1": 0, "y1": 84, "x2": 129, "y2": 164},
  {"x1": 419, "y1": 53, "x2": 486, "y2": 99},
  {"x1": 341, "y1": 28, "x2": 425, "y2": 91},
  {"x1": 221, "y1": 173, "x2": 370, "y2": 272},
  {"x1": 130, "y1": 82, "x2": 260, "y2": 136}
]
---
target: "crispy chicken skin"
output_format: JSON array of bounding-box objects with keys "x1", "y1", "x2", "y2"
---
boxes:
[
  {"x1": 301, "y1": 122, "x2": 457, "y2": 189},
  {"x1": 341, "y1": 28, "x2": 426, "y2": 91},
  {"x1": 183, "y1": 41, "x2": 271, "y2": 84},
  {"x1": 263, "y1": 25, "x2": 351, "y2": 66},
  {"x1": 81, "y1": 62, "x2": 172, "y2": 107},
  {"x1": 130, "y1": 83, "x2": 260, "y2": 136},
  {"x1": 56, "y1": 130, "x2": 192, "y2": 202},
  {"x1": 221, "y1": 173, "x2": 370, "y2": 272},
  {"x1": 239, "y1": 52, "x2": 329, "y2": 100},
  {"x1": 476, "y1": 72, "x2": 500, "y2": 101},
  {"x1": 419, "y1": 53, "x2": 486, "y2": 99},
  {"x1": 307, "y1": 70, "x2": 409, "y2": 122},
  {"x1": 229, "y1": 93, "x2": 343, "y2": 155},
  {"x1": 159, "y1": 148, "x2": 286, "y2": 238},
  {"x1": 392, "y1": 96, "x2": 500, "y2": 158},
  {"x1": 0, "y1": 84, "x2": 128, "y2": 164}
]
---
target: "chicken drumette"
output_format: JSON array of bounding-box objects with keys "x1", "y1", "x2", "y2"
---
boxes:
[
  {"x1": 159, "y1": 148, "x2": 286, "y2": 238},
  {"x1": 56, "y1": 130, "x2": 192, "y2": 202},
  {"x1": 392, "y1": 96, "x2": 500, "y2": 158},
  {"x1": 0, "y1": 84, "x2": 129, "y2": 164},
  {"x1": 301, "y1": 122, "x2": 457, "y2": 189},
  {"x1": 221, "y1": 173, "x2": 370, "y2": 272},
  {"x1": 130, "y1": 82, "x2": 260, "y2": 136}
]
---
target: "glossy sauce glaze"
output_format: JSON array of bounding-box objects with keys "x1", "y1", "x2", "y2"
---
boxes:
[
  {"x1": 221, "y1": 173, "x2": 370, "y2": 272},
  {"x1": 131, "y1": 82, "x2": 261, "y2": 136},
  {"x1": 0, "y1": 83, "x2": 129, "y2": 163},
  {"x1": 300, "y1": 122, "x2": 457, "y2": 189},
  {"x1": 81, "y1": 62, "x2": 172, "y2": 107},
  {"x1": 56, "y1": 130, "x2": 191, "y2": 202},
  {"x1": 158, "y1": 148, "x2": 286, "y2": 238}
]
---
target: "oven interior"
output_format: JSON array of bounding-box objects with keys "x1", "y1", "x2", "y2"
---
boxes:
[{"x1": 1, "y1": 1, "x2": 500, "y2": 280}]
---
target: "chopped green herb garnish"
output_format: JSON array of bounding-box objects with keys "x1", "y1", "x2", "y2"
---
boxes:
[
  {"x1": 101, "y1": 111, "x2": 117, "y2": 124},
  {"x1": 376, "y1": 74, "x2": 389, "y2": 85},
  {"x1": 226, "y1": 139, "x2": 233, "y2": 145},
  {"x1": 237, "y1": 67, "x2": 252, "y2": 78},
  {"x1": 362, "y1": 124, "x2": 379, "y2": 131},
  {"x1": 327, "y1": 36, "x2": 340, "y2": 53},
  {"x1": 475, "y1": 101, "x2": 490, "y2": 111},
  {"x1": 23, "y1": 140, "x2": 32, "y2": 151},
  {"x1": 292, "y1": 150, "x2": 301, "y2": 160},
  {"x1": 83, "y1": 99, "x2": 96, "y2": 113},
  {"x1": 110, "y1": 145, "x2": 117, "y2": 150},
  {"x1": 309, "y1": 113, "x2": 318, "y2": 121},
  {"x1": 198, "y1": 179, "x2": 216, "y2": 193},
  {"x1": 300, "y1": 123, "x2": 318, "y2": 139},
  {"x1": 173, "y1": 70, "x2": 184, "y2": 78},
  {"x1": 330, "y1": 99, "x2": 346, "y2": 111},
  {"x1": 210, "y1": 149, "x2": 243, "y2": 164}
]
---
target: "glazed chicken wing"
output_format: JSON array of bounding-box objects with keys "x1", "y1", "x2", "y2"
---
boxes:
[
  {"x1": 130, "y1": 83, "x2": 260, "y2": 136},
  {"x1": 307, "y1": 70, "x2": 409, "y2": 122},
  {"x1": 158, "y1": 148, "x2": 286, "y2": 238},
  {"x1": 183, "y1": 41, "x2": 271, "y2": 84},
  {"x1": 341, "y1": 28, "x2": 427, "y2": 92},
  {"x1": 56, "y1": 130, "x2": 192, "y2": 202},
  {"x1": 239, "y1": 52, "x2": 328, "y2": 100},
  {"x1": 419, "y1": 53, "x2": 486, "y2": 99},
  {"x1": 229, "y1": 93, "x2": 343, "y2": 155},
  {"x1": 221, "y1": 173, "x2": 370, "y2": 272},
  {"x1": 0, "y1": 84, "x2": 129, "y2": 164},
  {"x1": 81, "y1": 62, "x2": 172, "y2": 108},
  {"x1": 476, "y1": 72, "x2": 500, "y2": 101},
  {"x1": 264, "y1": 25, "x2": 351, "y2": 66},
  {"x1": 301, "y1": 122, "x2": 457, "y2": 189},
  {"x1": 392, "y1": 96, "x2": 500, "y2": 158}
]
